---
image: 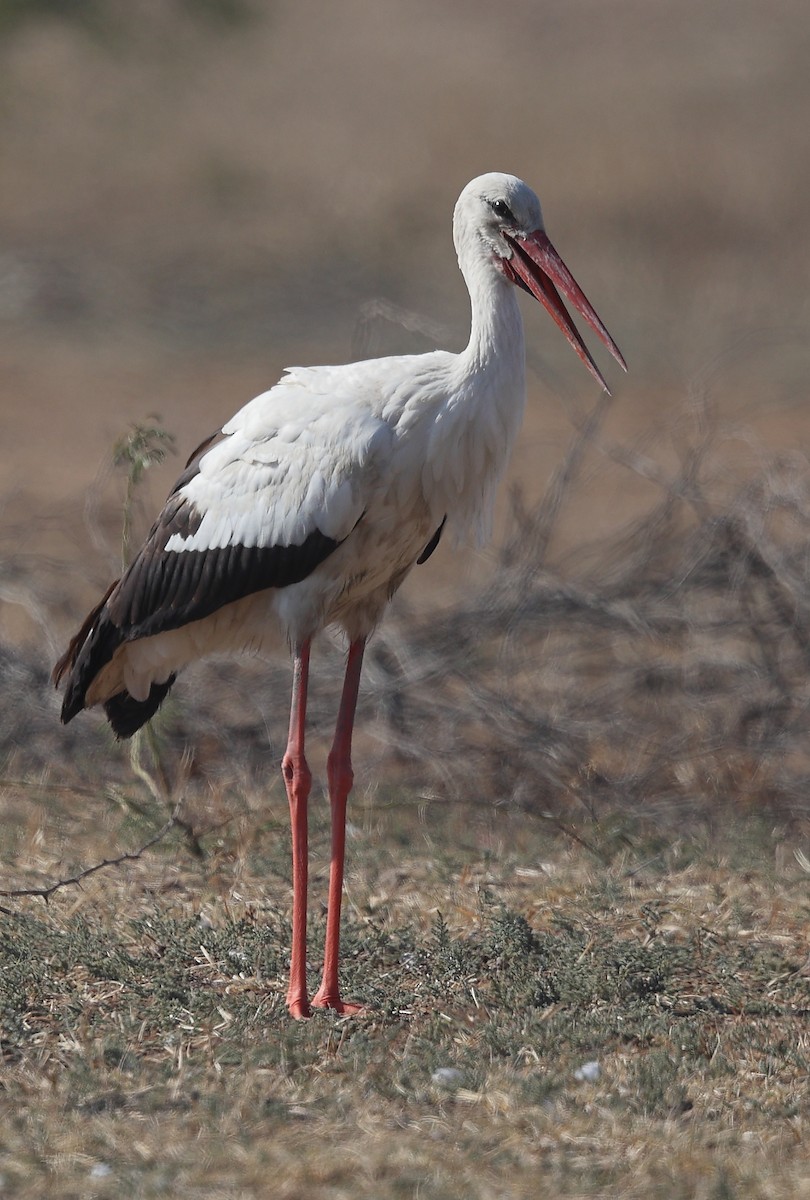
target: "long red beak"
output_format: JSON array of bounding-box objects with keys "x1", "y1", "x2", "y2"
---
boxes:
[{"x1": 501, "y1": 229, "x2": 627, "y2": 393}]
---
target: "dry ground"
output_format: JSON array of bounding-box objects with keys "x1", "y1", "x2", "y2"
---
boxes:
[
  {"x1": 2, "y1": 400, "x2": 810, "y2": 1197},
  {"x1": 0, "y1": 785, "x2": 808, "y2": 1200}
]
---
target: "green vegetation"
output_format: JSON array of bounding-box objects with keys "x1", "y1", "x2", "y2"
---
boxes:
[{"x1": 112, "y1": 419, "x2": 176, "y2": 570}]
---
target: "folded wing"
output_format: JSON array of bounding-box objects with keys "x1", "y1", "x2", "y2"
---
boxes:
[{"x1": 55, "y1": 387, "x2": 392, "y2": 726}]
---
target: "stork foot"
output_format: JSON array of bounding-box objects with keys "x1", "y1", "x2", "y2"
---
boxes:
[
  {"x1": 310, "y1": 988, "x2": 365, "y2": 1015},
  {"x1": 286, "y1": 993, "x2": 312, "y2": 1021}
]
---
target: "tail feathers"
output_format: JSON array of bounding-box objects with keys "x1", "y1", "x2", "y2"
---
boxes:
[
  {"x1": 55, "y1": 580, "x2": 177, "y2": 738},
  {"x1": 54, "y1": 582, "x2": 124, "y2": 726},
  {"x1": 53, "y1": 582, "x2": 117, "y2": 693},
  {"x1": 103, "y1": 675, "x2": 177, "y2": 738}
]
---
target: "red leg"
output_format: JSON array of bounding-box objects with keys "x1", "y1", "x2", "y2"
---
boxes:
[
  {"x1": 282, "y1": 641, "x2": 312, "y2": 1019},
  {"x1": 312, "y1": 638, "x2": 366, "y2": 1014}
]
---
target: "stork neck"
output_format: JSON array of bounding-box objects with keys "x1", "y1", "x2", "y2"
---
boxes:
[{"x1": 459, "y1": 253, "x2": 525, "y2": 379}]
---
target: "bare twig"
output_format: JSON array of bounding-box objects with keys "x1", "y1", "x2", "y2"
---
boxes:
[
  {"x1": 0, "y1": 804, "x2": 182, "y2": 906},
  {"x1": 518, "y1": 387, "x2": 614, "y2": 568},
  {"x1": 350, "y1": 299, "x2": 456, "y2": 360}
]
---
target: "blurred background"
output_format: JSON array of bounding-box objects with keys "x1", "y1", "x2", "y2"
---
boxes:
[{"x1": 1, "y1": 0, "x2": 809, "y2": 813}]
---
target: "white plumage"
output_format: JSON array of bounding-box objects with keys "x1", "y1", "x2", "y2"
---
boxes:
[{"x1": 55, "y1": 172, "x2": 625, "y2": 1018}]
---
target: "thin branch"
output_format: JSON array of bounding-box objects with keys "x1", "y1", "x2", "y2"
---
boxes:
[
  {"x1": 350, "y1": 299, "x2": 456, "y2": 360},
  {"x1": 0, "y1": 804, "x2": 182, "y2": 905},
  {"x1": 525, "y1": 387, "x2": 615, "y2": 568},
  {"x1": 0, "y1": 777, "x2": 125, "y2": 799}
]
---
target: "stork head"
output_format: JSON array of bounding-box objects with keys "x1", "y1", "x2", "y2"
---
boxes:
[{"x1": 454, "y1": 172, "x2": 626, "y2": 392}]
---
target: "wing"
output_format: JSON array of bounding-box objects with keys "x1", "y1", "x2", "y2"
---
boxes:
[
  {"x1": 109, "y1": 390, "x2": 392, "y2": 639},
  {"x1": 55, "y1": 381, "x2": 393, "y2": 725}
]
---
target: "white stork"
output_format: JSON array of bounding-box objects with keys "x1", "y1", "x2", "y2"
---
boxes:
[{"x1": 54, "y1": 172, "x2": 625, "y2": 1018}]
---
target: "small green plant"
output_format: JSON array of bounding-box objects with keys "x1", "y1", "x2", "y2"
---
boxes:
[
  {"x1": 112, "y1": 418, "x2": 176, "y2": 570},
  {"x1": 112, "y1": 417, "x2": 177, "y2": 810}
]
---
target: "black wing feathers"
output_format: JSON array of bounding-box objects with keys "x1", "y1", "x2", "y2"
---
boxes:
[
  {"x1": 103, "y1": 675, "x2": 177, "y2": 738},
  {"x1": 108, "y1": 511, "x2": 341, "y2": 640},
  {"x1": 417, "y1": 516, "x2": 446, "y2": 565},
  {"x1": 54, "y1": 581, "x2": 125, "y2": 726},
  {"x1": 184, "y1": 428, "x2": 227, "y2": 471},
  {"x1": 55, "y1": 434, "x2": 345, "y2": 733},
  {"x1": 52, "y1": 579, "x2": 118, "y2": 691}
]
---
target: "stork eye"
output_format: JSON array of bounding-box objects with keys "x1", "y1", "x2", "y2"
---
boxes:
[{"x1": 490, "y1": 199, "x2": 514, "y2": 221}]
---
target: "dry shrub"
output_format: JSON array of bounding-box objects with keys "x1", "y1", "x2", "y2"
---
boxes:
[
  {"x1": 369, "y1": 396, "x2": 810, "y2": 826},
  {"x1": 4, "y1": 400, "x2": 810, "y2": 831}
]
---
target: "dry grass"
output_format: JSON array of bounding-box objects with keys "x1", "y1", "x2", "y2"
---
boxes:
[
  {"x1": 2, "y1": 408, "x2": 810, "y2": 1197},
  {"x1": 0, "y1": 789, "x2": 808, "y2": 1199}
]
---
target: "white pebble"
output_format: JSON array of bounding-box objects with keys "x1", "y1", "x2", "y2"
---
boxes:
[
  {"x1": 574, "y1": 1060, "x2": 601, "y2": 1083},
  {"x1": 431, "y1": 1067, "x2": 465, "y2": 1089}
]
